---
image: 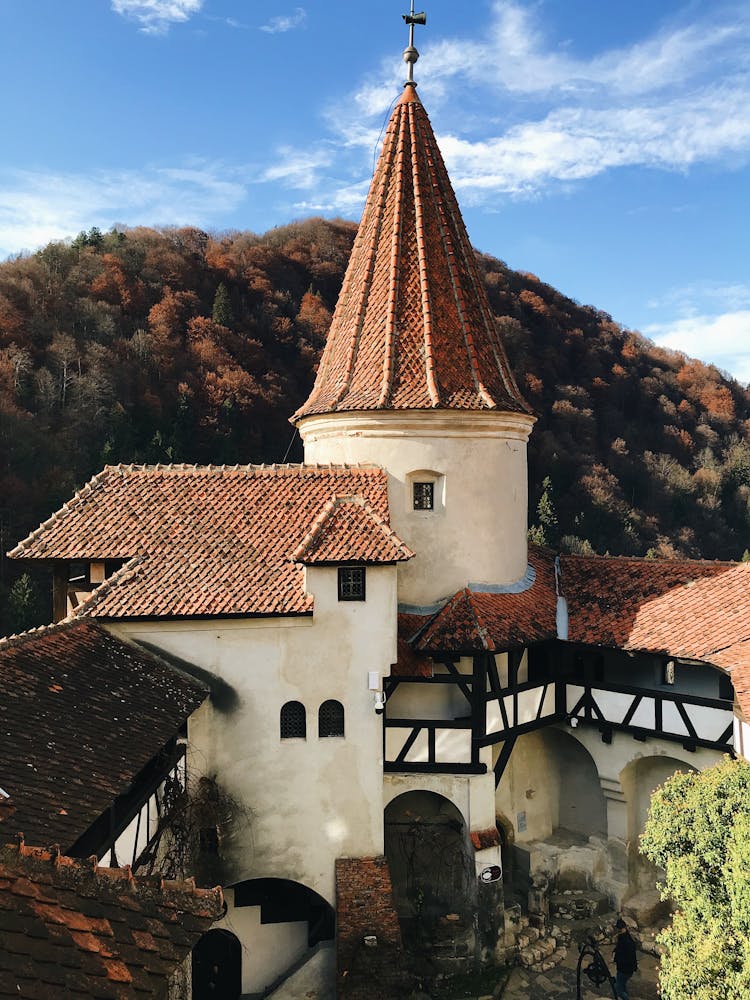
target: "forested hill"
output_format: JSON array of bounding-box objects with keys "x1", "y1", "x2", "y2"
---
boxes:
[{"x1": 1, "y1": 219, "x2": 749, "y2": 633}]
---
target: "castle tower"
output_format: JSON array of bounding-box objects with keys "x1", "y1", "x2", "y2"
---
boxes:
[{"x1": 293, "y1": 36, "x2": 535, "y2": 607}]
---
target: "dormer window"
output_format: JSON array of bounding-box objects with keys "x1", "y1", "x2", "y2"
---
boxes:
[
  {"x1": 413, "y1": 482, "x2": 434, "y2": 510},
  {"x1": 338, "y1": 566, "x2": 366, "y2": 601},
  {"x1": 406, "y1": 470, "x2": 443, "y2": 514}
]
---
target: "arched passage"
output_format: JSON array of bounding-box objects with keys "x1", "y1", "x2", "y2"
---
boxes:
[
  {"x1": 384, "y1": 790, "x2": 475, "y2": 934},
  {"x1": 546, "y1": 728, "x2": 608, "y2": 839},
  {"x1": 192, "y1": 928, "x2": 242, "y2": 1000},
  {"x1": 621, "y1": 755, "x2": 698, "y2": 891},
  {"x1": 495, "y1": 727, "x2": 607, "y2": 843}
]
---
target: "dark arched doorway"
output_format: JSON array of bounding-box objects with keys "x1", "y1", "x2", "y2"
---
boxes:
[
  {"x1": 385, "y1": 791, "x2": 474, "y2": 935},
  {"x1": 192, "y1": 928, "x2": 241, "y2": 1000}
]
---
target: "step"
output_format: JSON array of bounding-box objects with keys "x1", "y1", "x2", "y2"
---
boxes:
[
  {"x1": 518, "y1": 935, "x2": 557, "y2": 967},
  {"x1": 516, "y1": 926, "x2": 541, "y2": 948},
  {"x1": 528, "y1": 945, "x2": 568, "y2": 973}
]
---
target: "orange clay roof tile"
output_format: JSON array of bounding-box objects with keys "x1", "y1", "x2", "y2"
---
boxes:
[
  {"x1": 293, "y1": 89, "x2": 529, "y2": 421},
  {"x1": 0, "y1": 837, "x2": 221, "y2": 999},
  {"x1": 560, "y1": 554, "x2": 750, "y2": 662},
  {"x1": 414, "y1": 548, "x2": 558, "y2": 653},
  {"x1": 9, "y1": 464, "x2": 394, "y2": 619}
]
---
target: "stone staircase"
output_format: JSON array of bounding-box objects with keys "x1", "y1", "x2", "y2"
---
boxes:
[{"x1": 516, "y1": 914, "x2": 570, "y2": 973}]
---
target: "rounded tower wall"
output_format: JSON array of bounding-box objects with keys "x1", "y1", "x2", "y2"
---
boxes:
[{"x1": 300, "y1": 410, "x2": 534, "y2": 606}]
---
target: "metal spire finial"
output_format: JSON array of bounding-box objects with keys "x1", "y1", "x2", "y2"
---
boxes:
[{"x1": 402, "y1": 1, "x2": 426, "y2": 88}]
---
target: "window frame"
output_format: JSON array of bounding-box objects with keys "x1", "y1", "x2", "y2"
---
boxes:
[
  {"x1": 280, "y1": 700, "x2": 307, "y2": 740},
  {"x1": 412, "y1": 481, "x2": 435, "y2": 511},
  {"x1": 337, "y1": 565, "x2": 366, "y2": 602},
  {"x1": 318, "y1": 699, "x2": 345, "y2": 738}
]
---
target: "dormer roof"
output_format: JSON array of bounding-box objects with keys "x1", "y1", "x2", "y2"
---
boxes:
[
  {"x1": 293, "y1": 86, "x2": 529, "y2": 421},
  {"x1": 292, "y1": 495, "x2": 414, "y2": 565}
]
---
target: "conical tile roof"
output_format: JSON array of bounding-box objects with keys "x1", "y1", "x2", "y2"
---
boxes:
[{"x1": 294, "y1": 85, "x2": 529, "y2": 420}]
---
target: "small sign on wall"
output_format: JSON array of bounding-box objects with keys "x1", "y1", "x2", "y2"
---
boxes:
[
  {"x1": 479, "y1": 865, "x2": 502, "y2": 883},
  {"x1": 517, "y1": 811, "x2": 527, "y2": 833}
]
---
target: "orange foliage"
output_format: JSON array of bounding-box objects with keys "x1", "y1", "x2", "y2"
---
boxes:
[
  {"x1": 519, "y1": 289, "x2": 549, "y2": 316},
  {"x1": 525, "y1": 372, "x2": 543, "y2": 395},
  {"x1": 699, "y1": 385, "x2": 735, "y2": 420}
]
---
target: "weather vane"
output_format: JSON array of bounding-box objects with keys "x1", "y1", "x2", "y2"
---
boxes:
[{"x1": 402, "y1": 1, "x2": 426, "y2": 87}]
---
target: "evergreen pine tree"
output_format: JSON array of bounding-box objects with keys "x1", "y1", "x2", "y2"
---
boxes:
[
  {"x1": 7, "y1": 573, "x2": 40, "y2": 634},
  {"x1": 212, "y1": 283, "x2": 234, "y2": 329}
]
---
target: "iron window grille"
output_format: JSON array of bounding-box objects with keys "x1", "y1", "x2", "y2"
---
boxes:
[
  {"x1": 338, "y1": 566, "x2": 366, "y2": 601},
  {"x1": 319, "y1": 699, "x2": 345, "y2": 738},
  {"x1": 280, "y1": 701, "x2": 306, "y2": 739},
  {"x1": 413, "y1": 481, "x2": 434, "y2": 510}
]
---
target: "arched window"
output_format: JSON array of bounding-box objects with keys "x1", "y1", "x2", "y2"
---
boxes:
[
  {"x1": 280, "y1": 701, "x2": 306, "y2": 739},
  {"x1": 318, "y1": 699, "x2": 344, "y2": 738}
]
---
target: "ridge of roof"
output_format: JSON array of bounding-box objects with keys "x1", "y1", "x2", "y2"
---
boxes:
[
  {"x1": 561, "y1": 552, "x2": 740, "y2": 569},
  {"x1": 1, "y1": 834, "x2": 223, "y2": 918},
  {"x1": 68, "y1": 554, "x2": 145, "y2": 619},
  {"x1": 0, "y1": 612, "x2": 85, "y2": 650},
  {"x1": 294, "y1": 91, "x2": 530, "y2": 421},
  {"x1": 292, "y1": 494, "x2": 415, "y2": 564}
]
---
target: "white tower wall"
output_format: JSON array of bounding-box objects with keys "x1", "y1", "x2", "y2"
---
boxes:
[{"x1": 299, "y1": 409, "x2": 535, "y2": 606}]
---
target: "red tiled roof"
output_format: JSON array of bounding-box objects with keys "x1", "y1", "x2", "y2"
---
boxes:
[
  {"x1": 9, "y1": 464, "x2": 391, "y2": 619},
  {"x1": 414, "y1": 548, "x2": 558, "y2": 653},
  {"x1": 0, "y1": 838, "x2": 221, "y2": 999},
  {"x1": 0, "y1": 619, "x2": 207, "y2": 850},
  {"x1": 393, "y1": 613, "x2": 432, "y2": 677},
  {"x1": 561, "y1": 554, "x2": 750, "y2": 662},
  {"x1": 293, "y1": 86, "x2": 529, "y2": 420},
  {"x1": 292, "y1": 495, "x2": 414, "y2": 564}
]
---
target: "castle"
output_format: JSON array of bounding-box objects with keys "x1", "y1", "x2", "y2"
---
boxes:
[{"x1": 4, "y1": 14, "x2": 750, "y2": 1000}]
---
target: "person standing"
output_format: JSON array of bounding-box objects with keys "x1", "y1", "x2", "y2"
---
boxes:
[{"x1": 613, "y1": 918, "x2": 638, "y2": 999}]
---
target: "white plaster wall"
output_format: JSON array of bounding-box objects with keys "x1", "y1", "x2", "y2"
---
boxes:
[
  {"x1": 735, "y1": 716, "x2": 750, "y2": 760},
  {"x1": 494, "y1": 730, "x2": 557, "y2": 843},
  {"x1": 109, "y1": 564, "x2": 397, "y2": 905},
  {"x1": 299, "y1": 411, "x2": 534, "y2": 605},
  {"x1": 212, "y1": 889, "x2": 309, "y2": 994}
]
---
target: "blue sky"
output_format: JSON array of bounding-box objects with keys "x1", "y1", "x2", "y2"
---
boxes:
[{"x1": 1, "y1": 0, "x2": 748, "y2": 381}]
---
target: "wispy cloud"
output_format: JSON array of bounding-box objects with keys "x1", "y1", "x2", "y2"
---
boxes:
[
  {"x1": 261, "y1": 146, "x2": 334, "y2": 189},
  {"x1": 646, "y1": 311, "x2": 750, "y2": 383},
  {"x1": 260, "y1": 7, "x2": 306, "y2": 35},
  {"x1": 111, "y1": 0, "x2": 203, "y2": 34},
  {"x1": 0, "y1": 163, "x2": 246, "y2": 257},
  {"x1": 269, "y1": 1, "x2": 750, "y2": 212}
]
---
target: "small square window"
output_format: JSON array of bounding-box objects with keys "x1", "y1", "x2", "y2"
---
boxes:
[
  {"x1": 338, "y1": 566, "x2": 366, "y2": 601},
  {"x1": 413, "y1": 482, "x2": 434, "y2": 510}
]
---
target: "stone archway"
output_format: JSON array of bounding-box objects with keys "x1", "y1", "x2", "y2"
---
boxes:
[
  {"x1": 545, "y1": 728, "x2": 608, "y2": 840},
  {"x1": 496, "y1": 727, "x2": 608, "y2": 844},
  {"x1": 621, "y1": 755, "x2": 698, "y2": 896},
  {"x1": 384, "y1": 790, "x2": 475, "y2": 937},
  {"x1": 192, "y1": 928, "x2": 242, "y2": 1000}
]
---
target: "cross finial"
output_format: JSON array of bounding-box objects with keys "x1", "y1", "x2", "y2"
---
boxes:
[{"x1": 402, "y1": 1, "x2": 426, "y2": 88}]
